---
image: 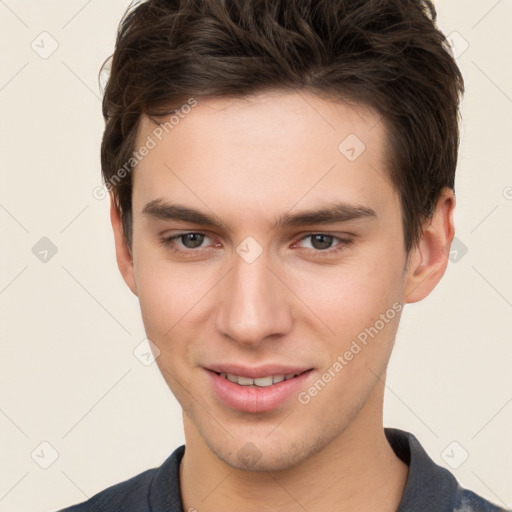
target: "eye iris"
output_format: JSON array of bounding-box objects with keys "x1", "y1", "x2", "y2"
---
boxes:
[
  {"x1": 182, "y1": 233, "x2": 204, "y2": 248},
  {"x1": 311, "y1": 234, "x2": 333, "y2": 250}
]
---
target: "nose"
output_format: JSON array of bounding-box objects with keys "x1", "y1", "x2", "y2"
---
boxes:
[{"x1": 215, "y1": 251, "x2": 293, "y2": 347}]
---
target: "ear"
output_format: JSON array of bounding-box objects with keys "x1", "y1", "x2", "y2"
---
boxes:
[
  {"x1": 110, "y1": 195, "x2": 138, "y2": 296},
  {"x1": 404, "y1": 188, "x2": 455, "y2": 303}
]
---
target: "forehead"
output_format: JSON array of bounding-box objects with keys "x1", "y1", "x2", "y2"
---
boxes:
[{"x1": 132, "y1": 91, "x2": 396, "y2": 227}]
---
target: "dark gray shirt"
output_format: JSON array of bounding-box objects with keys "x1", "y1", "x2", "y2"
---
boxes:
[{"x1": 58, "y1": 428, "x2": 509, "y2": 511}]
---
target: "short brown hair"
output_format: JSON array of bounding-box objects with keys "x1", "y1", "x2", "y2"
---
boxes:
[{"x1": 101, "y1": 0, "x2": 464, "y2": 251}]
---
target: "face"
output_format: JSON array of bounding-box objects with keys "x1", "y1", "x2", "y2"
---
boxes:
[{"x1": 114, "y1": 91, "x2": 446, "y2": 472}]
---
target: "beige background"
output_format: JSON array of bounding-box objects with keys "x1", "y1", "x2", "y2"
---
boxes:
[{"x1": 0, "y1": 1, "x2": 511, "y2": 510}]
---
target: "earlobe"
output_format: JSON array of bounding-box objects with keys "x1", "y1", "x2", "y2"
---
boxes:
[
  {"x1": 110, "y1": 195, "x2": 138, "y2": 296},
  {"x1": 404, "y1": 188, "x2": 455, "y2": 303}
]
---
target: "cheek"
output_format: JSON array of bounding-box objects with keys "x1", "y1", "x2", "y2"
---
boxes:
[
  {"x1": 135, "y1": 264, "x2": 200, "y2": 389},
  {"x1": 292, "y1": 253, "x2": 404, "y2": 341},
  {"x1": 292, "y1": 259, "x2": 404, "y2": 415},
  {"x1": 133, "y1": 245, "x2": 223, "y2": 359}
]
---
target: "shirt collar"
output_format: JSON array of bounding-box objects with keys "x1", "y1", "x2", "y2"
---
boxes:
[{"x1": 147, "y1": 428, "x2": 460, "y2": 512}]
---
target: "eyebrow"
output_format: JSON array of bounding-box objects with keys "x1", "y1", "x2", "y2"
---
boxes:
[
  {"x1": 141, "y1": 199, "x2": 377, "y2": 231},
  {"x1": 272, "y1": 202, "x2": 377, "y2": 229},
  {"x1": 142, "y1": 200, "x2": 231, "y2": 231}
]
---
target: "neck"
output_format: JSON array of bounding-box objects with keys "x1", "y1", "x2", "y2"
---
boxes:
[{"x1": 179, "y1": 381, "x2": 409, "y2": 512}]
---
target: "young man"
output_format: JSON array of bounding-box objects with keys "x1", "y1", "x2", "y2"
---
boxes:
[{"x1": 60, "y1": 0, "x2": 508, "y2": 511}]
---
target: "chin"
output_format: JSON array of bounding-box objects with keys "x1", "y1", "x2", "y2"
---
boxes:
[
  {"x1": 210, "y1": 440, "x2": 309, "y2": 472},
  {"x1": 201, "y1": 421, "x2": 338, "y2": 473}
]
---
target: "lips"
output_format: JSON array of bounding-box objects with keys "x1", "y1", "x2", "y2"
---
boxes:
[{"x1": 205, "y1": 364, "x2": 314, "y2": 413}]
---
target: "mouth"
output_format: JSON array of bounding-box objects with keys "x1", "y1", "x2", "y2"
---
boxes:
[
  {"x1": 205, "y1": 366, "x2": 314, "y2": 413},
  {"x1": 212, "y1": 371, "x2": 304, "y2": 387}
]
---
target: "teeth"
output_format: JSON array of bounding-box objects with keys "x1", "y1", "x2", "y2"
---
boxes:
[
  {"x1": 254, "y1": 376, "x2": 273, "y2": 387},
  {"x1": 219, "y1": 372, "x2": 299, "y2": 387}
]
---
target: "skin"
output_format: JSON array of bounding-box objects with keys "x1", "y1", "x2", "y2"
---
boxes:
[{"x1": 111, "y1": 90, "x2": 455, "y2": 511}]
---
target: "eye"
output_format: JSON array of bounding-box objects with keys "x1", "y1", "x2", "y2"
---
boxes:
[
  {"x1": 176, "y1": 233, "x2": 206, "y2": 249},
  {"x1": 160, "y1": 232, "x2": 213, "y2": 252},
  {"x1": 301, "y1": 234, "x2": 337, "y2": 250},
  {"x1": 295, "y1": 234, "x2": 353, "y2": 255},
  {"x1": 294, "y1": 233, "x2": 354, "y2": 257}
]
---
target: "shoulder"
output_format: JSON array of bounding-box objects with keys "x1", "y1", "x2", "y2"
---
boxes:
[
  {"x1": 385, "y1": 428, "x2": 509, "y2": 512},
  {"x1": 454, "y1": 487, "x2": 511, "y2": 512},
  {"x1": 57, "y1": 468, "x2": 157, "y2": 512},
  {"x1": 56, "y1": 445, "x2": 185, "y2": 512}
]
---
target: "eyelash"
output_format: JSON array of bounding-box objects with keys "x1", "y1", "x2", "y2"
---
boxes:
[
  {"x1": 299, "y1": 234, "x2": 354, "y2": 257},
  {"x1": 159, "y1": 232, "x2": 353, "y2": 257}
]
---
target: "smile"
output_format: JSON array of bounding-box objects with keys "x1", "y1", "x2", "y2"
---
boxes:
[
  {"x1": 207, "y1": 368, "x2": 314, "y2": 413},
  {"x1": 214, "y1": 372, "x2": 300, "y2": 387}
]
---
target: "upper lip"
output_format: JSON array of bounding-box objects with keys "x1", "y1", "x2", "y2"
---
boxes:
[{"x1": 205, "y1": 364, "x2": 313, "y2": 379}]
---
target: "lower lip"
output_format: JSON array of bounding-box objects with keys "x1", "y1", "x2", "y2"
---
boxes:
[{"x1": 206, "y1": 369, "x2": 314, "y2": 413}]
